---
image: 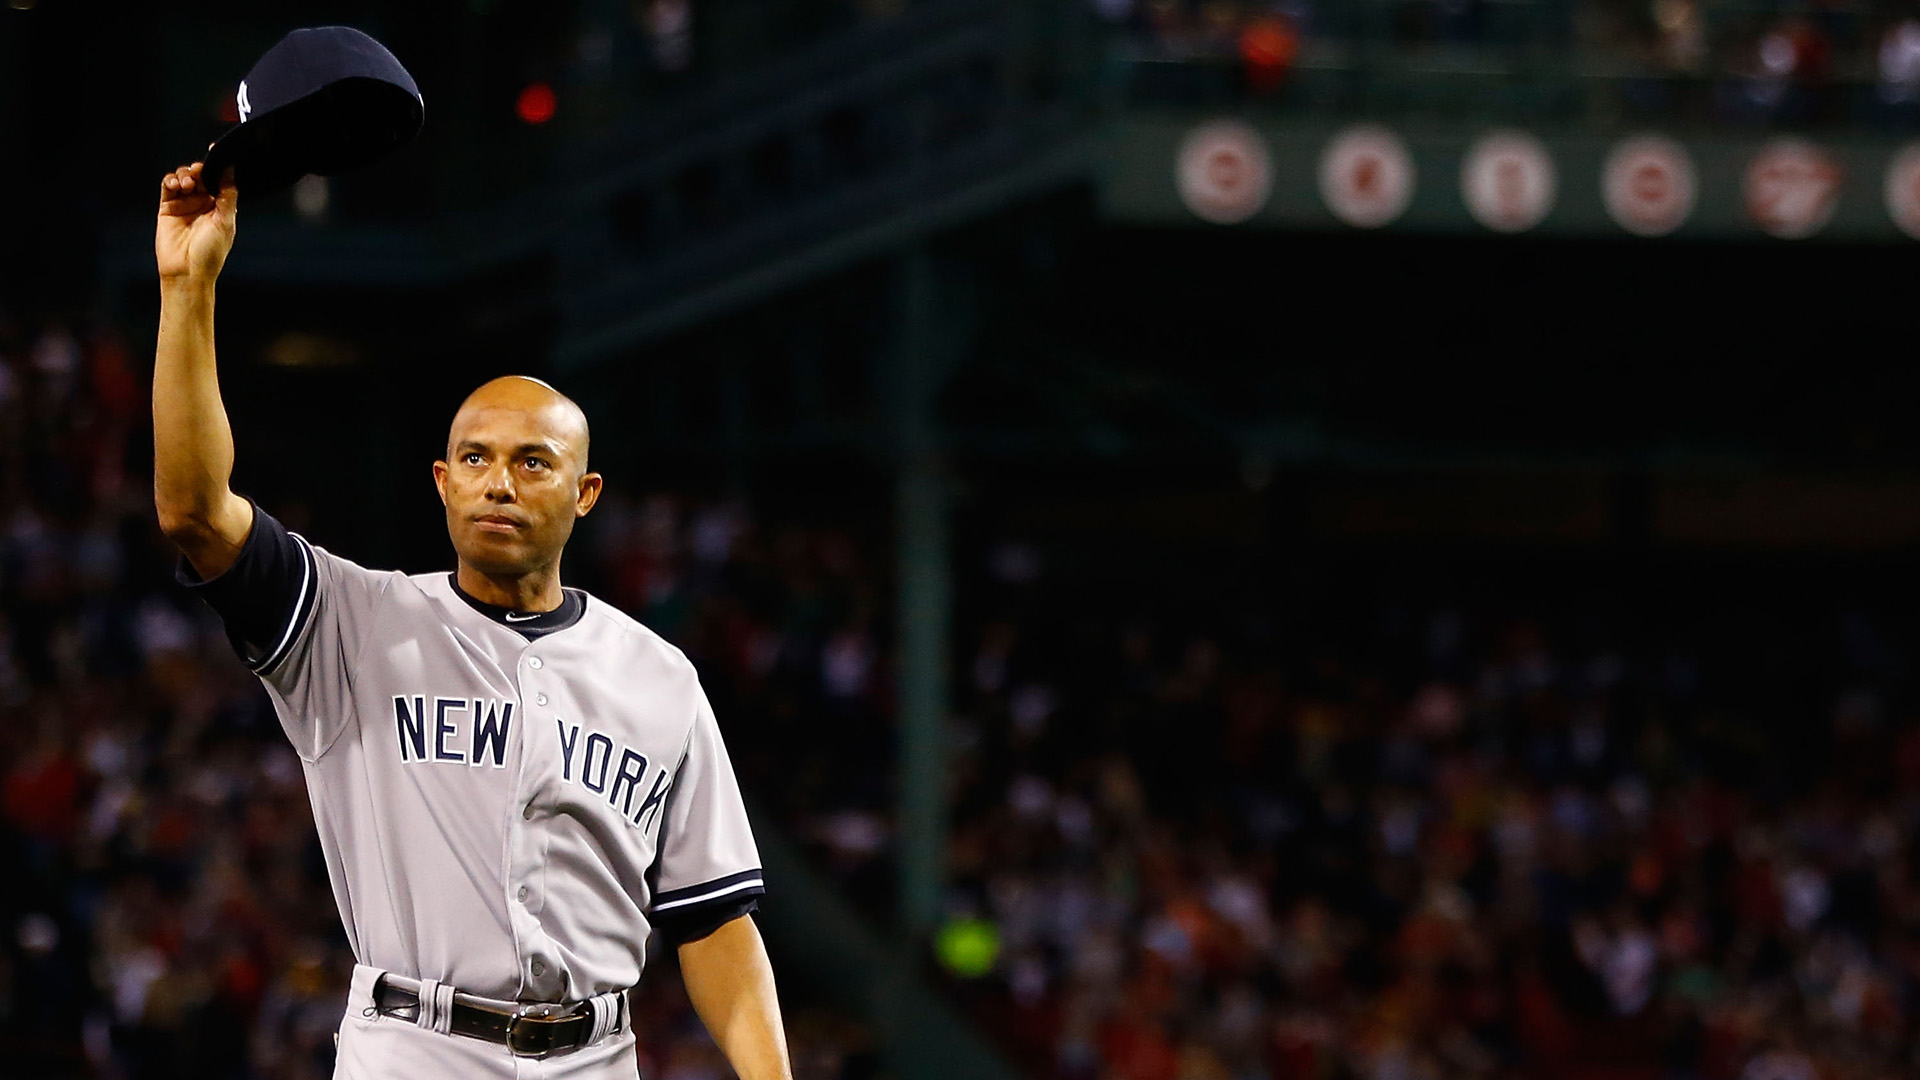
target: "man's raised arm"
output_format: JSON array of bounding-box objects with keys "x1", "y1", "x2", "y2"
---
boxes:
[{"x1": 153, "y1": 161, "x2": 252, "y2": 579}]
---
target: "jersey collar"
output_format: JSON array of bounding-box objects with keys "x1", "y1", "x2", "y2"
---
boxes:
[{"x1": 447, "y1": 573, "x2": 587, "y2": 640}]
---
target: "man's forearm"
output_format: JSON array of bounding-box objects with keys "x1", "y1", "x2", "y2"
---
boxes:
[
  {"x1": 153, "y1": 279, "x2": 250, "y2": 572},
  {"x1": 677, "y1": 915, "x2": 793, "y2": 1080}
]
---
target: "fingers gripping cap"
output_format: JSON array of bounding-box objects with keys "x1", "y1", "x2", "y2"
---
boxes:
[{"x1": 202, "y1": 26, "x2": 425, "y2": 195}]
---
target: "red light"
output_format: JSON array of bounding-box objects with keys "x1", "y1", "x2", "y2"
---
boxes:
[
  {"x1": 1239, "y1": 17, "x2": 1299, "y2": 91},
  {"x1": 516, "y1": 83, "x2": 556, "y2": 125}
]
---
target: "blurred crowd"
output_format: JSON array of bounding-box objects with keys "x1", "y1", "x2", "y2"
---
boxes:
[
  {"x1": 570, "y1": 0, "x2": 1920, "y2": 128},
  {"x1": 1101, "y1": 0, "x2": 1920, "y2": 126},
  {"x1": 9, "y1": 301, "x2": 1920, "y2": 1080},
  {"x1": 926, "y1": 565, "x2": 1920, "y2": 1080},
  {"x1": 0, "y1": 316, "x2": 875, "y2": 1080},
  {"x1": 582, "y1": 0, "x2": 915, "y2": 89}
]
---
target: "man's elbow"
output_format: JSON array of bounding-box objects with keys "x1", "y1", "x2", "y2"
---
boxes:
[
  {"x1": 155, "y1": 499, "x2": 216, "y2": 546},
  {"x1": 155, "y1": 490, "x2": 248, "y2": 552}
]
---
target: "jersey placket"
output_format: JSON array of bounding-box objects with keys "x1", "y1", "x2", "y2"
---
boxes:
[{"x1": 507, "y1": 647, "x2": 562, "y2": 999}]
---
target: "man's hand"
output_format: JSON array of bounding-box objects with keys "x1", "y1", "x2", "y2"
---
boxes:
[{"x1": 156, "y1": 162, "x2": 238, "y2": 284}]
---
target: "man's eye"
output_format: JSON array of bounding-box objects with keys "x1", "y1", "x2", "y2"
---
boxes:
[
  {"x1": 525, "y1": 458, "x2": 549, "y2": 471},
  {"x1": 464, "y1": 454, "x2": 484, "y2": 466}
]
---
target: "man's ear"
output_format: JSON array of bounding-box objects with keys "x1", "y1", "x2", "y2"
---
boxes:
[
  {"x1": 432, "y1": 460, "x2": 449, "y2": 505},
  {"x1": 576, "y1": 472, "x2": 603, "y2": 517}
]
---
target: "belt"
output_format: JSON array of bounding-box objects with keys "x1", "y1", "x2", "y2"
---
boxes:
[{"x1": 370, "y1": 972, "x2": 627, "y2": 1059}]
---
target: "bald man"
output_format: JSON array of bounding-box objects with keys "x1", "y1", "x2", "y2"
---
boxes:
[{"x1": 154, "y1": 164, "x2": 792, "y2": 1079}]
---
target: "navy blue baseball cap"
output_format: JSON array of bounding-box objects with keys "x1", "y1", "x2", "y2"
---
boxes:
[{"x1": 202, "y1": 26, "x2": 424, "y2": 195}]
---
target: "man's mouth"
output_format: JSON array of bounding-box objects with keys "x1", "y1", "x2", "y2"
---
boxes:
[{"x1": 473, "y1": 514, "x2": 525, "y2": 533}]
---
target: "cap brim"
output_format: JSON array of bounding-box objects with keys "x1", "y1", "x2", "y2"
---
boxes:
[
  {"x1": 203, "y1": 119, "x2": 310, "y2": 197},
  {"x1": 201, "y1": 77, "x2": 424, "y2": 195}
]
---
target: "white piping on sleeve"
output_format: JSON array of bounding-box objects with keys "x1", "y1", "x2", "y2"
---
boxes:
[
  {"x1": 255, "y1": 534, "x2": 315, "y2": 674},
  {"x1": 650, "y1": 876, "x2": 765, "y2": 913}
]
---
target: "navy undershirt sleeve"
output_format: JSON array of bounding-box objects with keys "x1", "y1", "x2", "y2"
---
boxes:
[
  {"x1": 174, "y1": 502, "x2": 317, "y2": 673},
  {"x1": 654, "y1": 896, "x2": 761, "y2": 948}
]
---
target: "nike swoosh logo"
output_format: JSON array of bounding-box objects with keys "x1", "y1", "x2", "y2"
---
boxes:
[{"x1": 504, "y1": 612, "x2": 540, "y2": 622}]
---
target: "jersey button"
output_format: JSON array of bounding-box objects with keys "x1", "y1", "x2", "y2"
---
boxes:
[
  {"x1": 530, "y1": 960, "x2": 546, "y2": 977},
  {"x1": 535, "y1": 694, "x2": 548, "y2": 707},
  {"x1": 522, "y1": 802, "x2": 536, "y2": 820},
  {"x1": 518, "y1": 886, "x2": 530, "y2": 902},
  {"x1": 528, "y1": 657, "x2": 544, "y2": 670}
]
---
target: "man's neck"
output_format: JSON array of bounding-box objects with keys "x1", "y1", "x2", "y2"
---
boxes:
[{"x1": 455, "y1": 561, "x2": 564, "y2": 613}]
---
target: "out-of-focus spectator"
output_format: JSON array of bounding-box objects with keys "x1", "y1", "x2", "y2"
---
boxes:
[
  {"x1": 645, "y1": 0, "x2": 694, "y2": 73},
  {"x1": 1653, "y1": 0, "x2": 1706, "y2": 73},
  {"x1": 1879, "y1": 18, "x2": 1920, "y2": 115}
]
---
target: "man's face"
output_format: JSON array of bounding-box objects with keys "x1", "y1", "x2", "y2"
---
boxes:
[{"x1": 432, "y1": 396, "x2": 600, "y2": 578}]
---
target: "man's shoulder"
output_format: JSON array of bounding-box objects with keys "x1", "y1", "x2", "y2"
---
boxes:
[
  {"x1": 301, "y1": 550, "x2": 440, "y2": 613},
  {"x1": 573, "y1": 593, "x2": 697, "y2": 671},
  {"x1": 297, "y1": 536, "x2": 414, "y2": 587}
]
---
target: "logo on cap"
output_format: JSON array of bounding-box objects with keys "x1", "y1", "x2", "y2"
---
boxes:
[{"x1": 237, "y1": 81, "x2": 252, "y2": 123}]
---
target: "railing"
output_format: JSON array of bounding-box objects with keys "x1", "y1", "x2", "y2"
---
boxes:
[{"x1": 549, "y1": 0, "x2": 1097, "y2": 366}]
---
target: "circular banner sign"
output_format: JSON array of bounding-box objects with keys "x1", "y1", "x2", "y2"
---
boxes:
[
  {"x1": 1603, "y1": 136, "x2": 1697, "y2": 237},
  {"x1": 1319, "y1": 125, "x2": 1416, "y2": 229},
  {"x1": 1884, "y1": 144, "x2": 1920, "y2": 240},
  {"x1": 1461, "y1": 131, "x2": 1557, "y2": 233},
  {"x1": 1745, "y1": 139, "x2": 1841, "y2": 239},
  {"x1": 1175, "y1": 121, "x2": 1272, "y2": 225}
]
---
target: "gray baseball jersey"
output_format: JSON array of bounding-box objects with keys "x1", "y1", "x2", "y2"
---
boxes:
[{"x1": 180, "y1": 504, "x2": 765, "y2": 1009}]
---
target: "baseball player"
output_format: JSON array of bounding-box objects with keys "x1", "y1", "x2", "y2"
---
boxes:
[{"x1": 152, "y1": 161, "x2": 794, "y2": 1079}]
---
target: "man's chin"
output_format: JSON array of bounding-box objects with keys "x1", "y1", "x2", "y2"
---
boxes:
[{"x1": 452, "y1": 536, "x2": 543, "y2": 577}]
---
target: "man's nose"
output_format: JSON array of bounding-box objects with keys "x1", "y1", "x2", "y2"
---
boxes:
[{"x1": 483, "y1": 462, "x2": 517, "y2": 501}]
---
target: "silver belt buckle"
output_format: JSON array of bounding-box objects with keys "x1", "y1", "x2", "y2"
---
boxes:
[{"x1": 505, "y1": 1001, "x2": 575, "y2": 1058}]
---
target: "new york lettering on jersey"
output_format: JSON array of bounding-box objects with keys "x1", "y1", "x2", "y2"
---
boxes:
[
  {"x1": 393, "y1": 695, "x2": 514, "y2": 767},
  {"x1": 554, "y1": 718, "x2": 674, "y2": 832},
  {"x1": 178, "y1": 503, "x2": 765, "y2": 1005},
  {"x1": 384, "y1": 692, "x2": 676, "y2": 834}
]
